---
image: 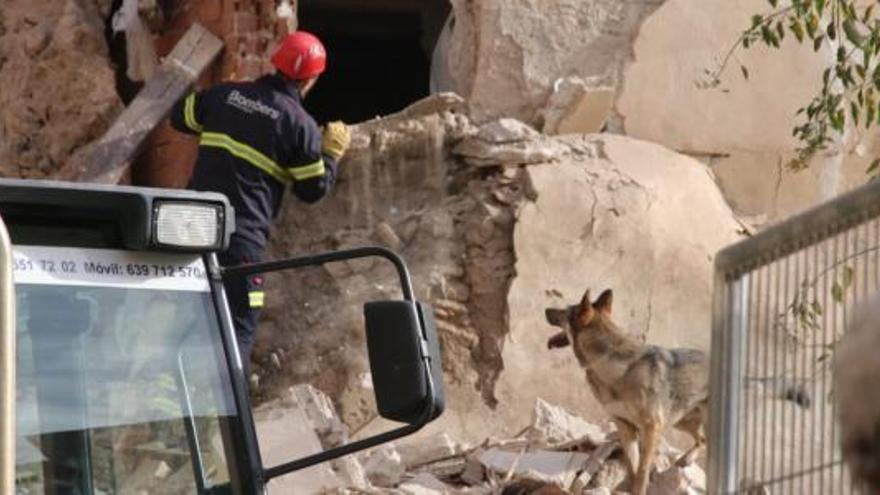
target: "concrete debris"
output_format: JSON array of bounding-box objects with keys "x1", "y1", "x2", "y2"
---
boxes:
[
  {"x1": 479, "y1": 448, "x2": 590, "y2": 487},
  {"x1": 375, "y1": 221, "x2": 404, "y2": 250},
  {"x1": 255, "y1": 385, "x2": 362, "y2": 493},
  {"x1": 453, "y1": 118, "x2": 569, "y2": 167},
  {"x1": 526, "y1": 398, "x2": 607, "y2": 447},
  {"x1": 323, "y1": 398, "x2": 706, "y2": 494},
  {"x1": 282, "y1": 384, "x2": 350, "y2": 449},
  {"x1": 397, "y1": 432, "x2": 461, "y2": 468},
  {"x1": 647, "y1": 464, "x2": 707, "y2": 495},
  {"x1": 460, "y1": 454, "x2": 486, "y2": 485},
  {"x1": 541, "y1": 77, "x2": 615, "y2": 136},
  {"x1": 588, "y1": 457, "x2": 629, "y2": 492},
  {"x1": 361, "y1": 444, "x2": 406, "y2": 488},
  {"x1": 398, "y1": 472, "x2": 453, "y2": 495}
]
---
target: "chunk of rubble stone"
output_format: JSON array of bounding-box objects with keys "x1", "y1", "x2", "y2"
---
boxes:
[
  {"x1": 375, "y1": 221, "x2": 403, "y2": 250},
  {"x1": 460, "y1": 454, "x2": 486, "y2": 485},
  {"x1": 501, "y1": 478, "x2": 567, "y2": 495},
  {"x1": 569, "y1": 441, "x2": 619, "y2": 492},
  {"x1": 282, "y1": 384, "x2": 349, "y2": 449},
  {"x1": 541, "y1": 77, "x2": 615, "y2": 135},
  {"x1": 588, "y1": 458, "x2": 629, "y2": 491},
  {"x1": 452, "y1": 118, "x2": 569, "y2": 167},
  {"x1": 331, "y1": 455, "x2": 369, "y2": 489},
  {"x1": 398, "y1": 472, "x2": 453, "y2": 495},
  {"x1": 526, "y1": 398, "x2": 607, "y2": 447},
  {"x1": 361, "y1": 444, "x2": 405, "y2": 487},
  {"x1": 478, "y1": 448, "x2": 590, "y2": 487},
  {"x1": 475, "y1": 118, "x2": 541, "y2": 144},
  {"x1": 647, "y1": 464, "x2": 706, "y2": 495},
  {"x1": 397, "y1": 432, "x2": 460, "y2": 468}
]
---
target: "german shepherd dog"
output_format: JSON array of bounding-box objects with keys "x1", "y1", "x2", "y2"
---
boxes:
[{"x1": 545, "y1": 289, "x2": 709, "y2": 495}]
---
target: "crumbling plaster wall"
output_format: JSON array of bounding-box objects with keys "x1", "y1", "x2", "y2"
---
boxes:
[
  {"x1": 0, "y1": 0, "x2": 122, "y2": 178},
  {"x1": 252, "y1": 105, "x2": 532, "y2": 427},
  {"x1": 435, "y1": 0, "x2": 664, "y2": 128},
  {"x1": 435, "y1": 0, "x2": 878, "y2": 224}
]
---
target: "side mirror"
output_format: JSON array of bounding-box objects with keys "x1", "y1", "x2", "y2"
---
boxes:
[
  {"x1": 222, "y1": 246, "x2": 445, "y2": 482},
  {"x1": 365, "y1": 300, "x2": 445, "y2": 423}
]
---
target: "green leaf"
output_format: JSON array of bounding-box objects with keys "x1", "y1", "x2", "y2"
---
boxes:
[
  {"x1": 814, "y1": 35, "x2": 824, "y2": 51},
  {"x1": 811, "y1": 300, "x2": 824, "y2": 316},
  {"x1": 842, "y1": 265, "x2": 854, "y2": 288},
  {"x1": 828, "y1": 20, "x2": 837, "y2": 40},
  {"x1": 844, "y1": 18, "x2": 866, "y2": 46},
  {"x1": 769, "y1": 0, "x2": 778, "y2": 6},
  {"x1": 866, "y1": 157, "x2": 880, "y2": 175},
  {"x1": 838, "y1": 45, "x2": 847, "y2": 62},
  {"x1": 851, "y1": 101, "x2": 860, "y2": 126},
  {"x1": 761, "y1": 24, "x2": 773, "y2": 44},
  {"x1": 741, "y1": 65, "x2": 750, "y2": 80},
  {"x1": 752, "y1": 14, "x2": 764, "y2": 28},
  {"x1": 815, "y1": 0, "x2": 826, "y2": 13},
  {"x1": 832, "y1": 282, "x2": 844, "y2": 302},
  {"x1": 792, "y1": 19, "x2": 805, "y2": 42},
  {"x1": 776, "y1": 20, "x2": 785, "y2": 41},
  {"x1": 865, "y1": 5, "x2": 875, "y2": 23},
  {"x1": 831, "y1": 109, "x2": 846, "y2": 131},
  {"x1": 807, "y1": 13, "x2": 820, "y2": 37}
]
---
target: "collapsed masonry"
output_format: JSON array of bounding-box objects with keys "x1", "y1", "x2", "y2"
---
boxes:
[
  {"x1": 257, "y1": 385, "x2": 706, "y2": 495},
  {"x1": 252, "y1": 93, "x2": 745, "y2": 445},
  {"x1": 1, "y1": 0, "x2": 751, "y2": 453}
]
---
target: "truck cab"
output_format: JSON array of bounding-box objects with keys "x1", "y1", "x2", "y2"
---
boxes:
[{"x1": 0, "y1": 178, "x2": 444, "y2": 494}]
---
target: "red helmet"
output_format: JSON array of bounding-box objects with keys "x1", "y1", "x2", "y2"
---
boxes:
[{"x1": 270, "y1": 31, "x2": 327, "y2": 80}]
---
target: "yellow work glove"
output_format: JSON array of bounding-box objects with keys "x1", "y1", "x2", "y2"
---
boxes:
[{"x1": 322, "y1": 121, "x2": 351, "y2": 161}]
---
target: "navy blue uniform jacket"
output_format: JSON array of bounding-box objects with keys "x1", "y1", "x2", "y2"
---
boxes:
[{"x1": 170, "y1": 73, "x2": 338, "y2": 248}]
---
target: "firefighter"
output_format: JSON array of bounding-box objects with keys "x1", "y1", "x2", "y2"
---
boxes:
[{"x1": 169, "y1": 31, "x2": 350, "y2": 370}]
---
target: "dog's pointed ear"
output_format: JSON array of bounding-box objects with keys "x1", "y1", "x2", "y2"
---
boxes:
[
  {"x1": 594, "y1": 289, "x2": 613, "y2": 315},
  {"x1": 577, "y1": 289, "x2": 594, "y2": 323},
  {"x1": 580, "y1": 289, "x2": 591, "y2": 308}
]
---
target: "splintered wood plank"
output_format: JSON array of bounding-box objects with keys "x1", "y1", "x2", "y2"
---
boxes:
[{"x1": 59, "y1": 23, "x2": 223, "y2": 184}]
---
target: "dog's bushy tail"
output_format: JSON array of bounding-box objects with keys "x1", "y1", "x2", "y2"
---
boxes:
[{"x1": 745, "y1": 376, "x2": 812, "y2": 409}]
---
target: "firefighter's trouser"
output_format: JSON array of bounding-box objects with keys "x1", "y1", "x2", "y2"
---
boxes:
[{"x1": 218, "y1": 236, "x2": 265, "y2": 373}]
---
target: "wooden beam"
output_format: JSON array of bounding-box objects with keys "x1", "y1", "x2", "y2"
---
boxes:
[{"x1": 57, "y1": 23, "x2": 223, "y2": 184}]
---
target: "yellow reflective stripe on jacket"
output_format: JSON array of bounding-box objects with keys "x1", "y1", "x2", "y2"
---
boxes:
[
  {"x1": 248, "y1": 291, "x2": 265, "y2": 308},
  {"x1": 184, "y1": 93, "x2": 203, "y2": 133},
  {"x1": 200, "y1": 132, "x2": 291, "y2": 183},
  {"x1": 288, "y1": 159, "x2": 326, "y2": 181}
]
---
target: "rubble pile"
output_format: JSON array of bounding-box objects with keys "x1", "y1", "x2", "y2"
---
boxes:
[{"x1": 268, "y1": 385, "x2": 706, "y2": 494}]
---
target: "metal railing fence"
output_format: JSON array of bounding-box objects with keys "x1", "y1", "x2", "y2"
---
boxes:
[{"x1": 707, "y1": 178, "x2": 880, "y2": 494}]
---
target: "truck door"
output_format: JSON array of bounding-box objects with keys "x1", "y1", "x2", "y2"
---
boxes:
[{"x1": 12, "y1": 246, "x2": 248, "y2": 494}]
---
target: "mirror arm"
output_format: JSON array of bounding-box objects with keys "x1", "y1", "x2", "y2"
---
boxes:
[
  {"x1": 263, "y1": 370, "x2": 436, "y2": 480},
  {"x1": 220, "y1": 246, "x2": 415, "y2": 302},
  {"x1": 220, "y1": 245, "x2": 436, "y2": 480}
]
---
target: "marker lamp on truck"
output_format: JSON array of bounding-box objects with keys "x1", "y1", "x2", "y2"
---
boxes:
[{"x1": 153, "y1": 201, "x2": 224, "y2": 250}]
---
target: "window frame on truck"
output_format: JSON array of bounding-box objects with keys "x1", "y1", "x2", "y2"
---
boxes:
[{"x1": 0, "y1": 178, "x2": 266, "y2": 494}]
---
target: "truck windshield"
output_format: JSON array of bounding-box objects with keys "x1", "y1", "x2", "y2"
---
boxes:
[{"x1": 13, "y1": 246, "x2": 239, "y2": 494}]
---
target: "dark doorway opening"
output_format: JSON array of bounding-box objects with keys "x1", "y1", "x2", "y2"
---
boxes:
[{"x1": 298, "y1": 3, "x2": 446, "y2": 124}]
